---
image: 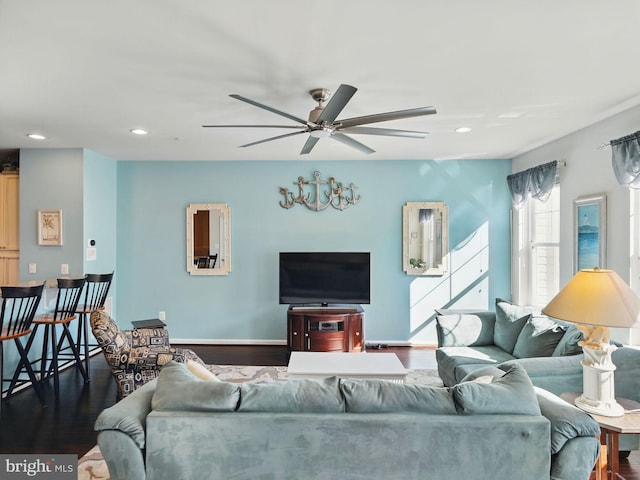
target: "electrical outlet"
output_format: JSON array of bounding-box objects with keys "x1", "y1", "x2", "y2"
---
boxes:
[
  {"x1": 159, "y1": 311, "x2": 166, "y2": 321},
  {"x1": 29, "y1": 263, "x2": 36, "y2": 274},
  {"x1": 61, "y1": 263, "x2": 69, "y2": 275}
]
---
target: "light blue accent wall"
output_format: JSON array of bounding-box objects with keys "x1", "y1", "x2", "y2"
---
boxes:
[
  {"x1": 19, "y1": 149, "x2": 85, "y2": 281},
  {"x1": 83, "y1": 149, "x2": 118, "y2": 308},
  {"x1": 116, "y1": 159, "x2": 512, "y2": 343}
]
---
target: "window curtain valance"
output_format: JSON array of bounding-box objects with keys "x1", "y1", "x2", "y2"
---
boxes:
[
  {"x1": 506, "y1": 160, "x2": 557, "y2": 210},
  {"x1": 611, "y1": 131, "x2": 640, "y2": 189}
]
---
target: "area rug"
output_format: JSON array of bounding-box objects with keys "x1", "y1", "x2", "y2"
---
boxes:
[{"x1": 78, "y1": 365, "x2": 443, "y2": 480}]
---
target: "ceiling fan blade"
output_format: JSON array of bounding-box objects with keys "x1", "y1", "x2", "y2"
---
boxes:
[
  {"x1": 230, "y1": 94, "x2": 309, "y2": 125},
  {"x1": 338, "y1": 106, "x2": 437, "y2": 129},
  {"x1": 331, "y1": 133, "x2": 375, "y2": 154},
  {"x1": 315, "y1": 84, "x2": 357, "y2": 124},
  {"x1": 238, "y1": 130, "x2": 307, "y2": 148},
  {"x1": 338, "y1": 126, "x2": 428, "y2": 138},
  {"x1": 202, "y1": 125, "x2": 306, "y2": 129},
  {"x1": 300, "y1": 136, "x2": 320, "y2": 155}
]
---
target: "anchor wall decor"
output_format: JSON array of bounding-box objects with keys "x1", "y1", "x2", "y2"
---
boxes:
[{"x1": 279, "y1": 171, "x2": 360, "y2": 211}]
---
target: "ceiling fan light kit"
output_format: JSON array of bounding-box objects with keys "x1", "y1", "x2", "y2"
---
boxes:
[{"x1": 203, "y1": 84, "x2": 437, "y2": 155}]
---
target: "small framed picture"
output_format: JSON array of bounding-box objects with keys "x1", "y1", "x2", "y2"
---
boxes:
[
  {"x1": 574, "y1": 194, "x2": 606, "y2": 272},
  {"x1": 37, "y1": 209, "x2": 63, "y2": 246}
]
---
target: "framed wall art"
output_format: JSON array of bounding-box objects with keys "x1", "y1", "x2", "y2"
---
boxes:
[
  {"x1": 37, "y1": 209, "x2": 63, "y2": 246},
  {"x1": 574, "y1": 194, "x2": 606, "y2": 272}
]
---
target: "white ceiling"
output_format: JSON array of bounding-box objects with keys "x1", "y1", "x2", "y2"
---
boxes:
[{"x1": 1, "y1": 0, "x2": 640, "y2": 162}]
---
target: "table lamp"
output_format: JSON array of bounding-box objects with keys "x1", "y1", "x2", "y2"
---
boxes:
[{"x1": 542, "y1": 268, "x2": 640, "y2": 417}]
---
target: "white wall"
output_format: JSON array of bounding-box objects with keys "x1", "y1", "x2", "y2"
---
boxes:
[{"x1": 512, "y1": 104, "x2": 640, "y2": 344}]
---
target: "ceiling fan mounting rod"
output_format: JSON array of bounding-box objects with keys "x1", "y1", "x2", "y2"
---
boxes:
[{"x1": 309, "y1": 88, "x2": 331, "y2": 106}]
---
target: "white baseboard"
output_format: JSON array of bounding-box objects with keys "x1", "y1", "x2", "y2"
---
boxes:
[
  {"x1": 366, "y1": 341, "x2": 437, "y2": 347},
  {"x1": 172, "y1": 338, "x2": 287, "y2": 346},
  {"x1": 172, "y1": 338, "x2": 437, "y2": 347}
]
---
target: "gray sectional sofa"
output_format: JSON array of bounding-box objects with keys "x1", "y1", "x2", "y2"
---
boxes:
[{"x1": 95, "y1": 361, "x2": 600, "y2": 480}]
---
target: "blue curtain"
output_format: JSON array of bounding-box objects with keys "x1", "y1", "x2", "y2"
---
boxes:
[
  {"x1": 611, "y1": 131, "x2": 640, "y2": 188},
  {"x1": 506, "y1": 160, "x2": 557, "y2": 210}
]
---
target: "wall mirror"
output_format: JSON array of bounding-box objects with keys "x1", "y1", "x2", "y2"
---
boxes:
[
  {"x1": 402, "y1": 202, "x2": 448, "y2": 276},
  {"x1": 186, "y1": 203, "x2": 231, "y2": 275}
]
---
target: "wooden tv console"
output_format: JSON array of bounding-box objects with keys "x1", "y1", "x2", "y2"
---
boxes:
[{"x1": 286, "y1": 305, "x2": 364, "y2": 353}]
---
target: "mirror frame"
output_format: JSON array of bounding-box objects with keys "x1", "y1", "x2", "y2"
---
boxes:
[
  {"x1": 402, "y1": 201, "x2": 449, "y2": 276},
  {"x1": 186, "y1": 203, "x2": 231, "y2": 276}
]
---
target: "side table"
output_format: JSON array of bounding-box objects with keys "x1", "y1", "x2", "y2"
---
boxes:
[{"x1": 561, "y1": 392, "x2": 640, "y2": 480}]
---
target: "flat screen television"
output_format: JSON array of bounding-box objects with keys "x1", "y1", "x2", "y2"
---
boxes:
[{"x1": 279, "y1": 252, "x2": 370, "y2": 305}]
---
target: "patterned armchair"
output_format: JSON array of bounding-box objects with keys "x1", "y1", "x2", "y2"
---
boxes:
[{"x1": 90, "y1": 310, "x2": 205, "y2": 398}]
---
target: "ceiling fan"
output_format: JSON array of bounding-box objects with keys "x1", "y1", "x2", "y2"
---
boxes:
[{"x1": 202, "y1": 84, "x2": 437, "y2": 155}]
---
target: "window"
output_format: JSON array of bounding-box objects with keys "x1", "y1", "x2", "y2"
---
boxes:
[{"x1": 512, "y1": 183, "x2": 560, "y2": 307}]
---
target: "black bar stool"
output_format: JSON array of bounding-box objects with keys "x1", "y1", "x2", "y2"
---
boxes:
[
  {"x1": 8, "y1": 277, "x2": 87, "y2": 398},
  {"x1": 75, "y1": 272, "x2": 113, "y2": 378},
  {"x1": 0, "y1": 283, "x2": 46, "y2": 415}
]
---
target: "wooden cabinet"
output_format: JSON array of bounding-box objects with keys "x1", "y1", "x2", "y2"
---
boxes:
[
  {"x1": 0, "y1": 252, "x2": 19, "y2": 285},
  {"x1": 0, "y1": 172, "x2": 19, "y2": 285},
  {"x1": 287, "y1": 306, "x2": 364, "y2": 353}
]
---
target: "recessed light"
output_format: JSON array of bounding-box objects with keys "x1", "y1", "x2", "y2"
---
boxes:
[
  {"x1": 455, "y1": 127, "x2": 472, "y2": 133},
  {"x1": 27, "y1": 133, "x2": 46, "y2": 140},
  {"x1": 130, "y1": 129, "x2": 149, "y2": 135},
  {"x1": 498, "y1": 112, "x2": 523, "y2": 119}
]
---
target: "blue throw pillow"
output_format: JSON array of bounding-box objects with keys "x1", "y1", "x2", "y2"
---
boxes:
[
  {"x1": 452, "y1": 365, "x2": 541, "y2": 415},
  {"x1": 436, "y1": 311, "x2": 495, "y2": 347},
  {"x1": 151, "y1": 361, "x2": 240, "y2": 412},
  {"x1": 512, "y1": 315, "x2": 567, "y2": 358},
  {"x1": 551, "y1": 324, "x2": 584, "y2": 356},
  {"x1": 493, "y1": 298, "x2": 538, "y2": 354}
]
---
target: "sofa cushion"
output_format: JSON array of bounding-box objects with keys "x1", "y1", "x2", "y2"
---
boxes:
[
  {"x1": 238, "y1": 377, "x2": 344, "y2": 413},
  {"x1": 435, "y1": 311, "x2": 495, "y2": 347},
  {"x1": 340, "y1": 378, "x2": 457, "y2": 414},
  {"x1": 512, "y1": 315, "x2": 567, "y2": 359},
  {"x1": 437, "y1": 346, "x2": 517, "y2": 370},
  {"x1": 552, "y1": 324, "x2": 584, "y2": 356},
  {"x1": 152, "y1": 361, "x2": 240, "y2": 412},
  {"x1": 452, "y1": 365, "x2": 541, "y2": 416},
  {"x1": 494, "y1": 299, "x2": 538, "y2": 354}
]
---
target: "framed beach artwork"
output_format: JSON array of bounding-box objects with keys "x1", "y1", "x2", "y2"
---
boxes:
[
  {"x1": 573, "y1": 194, "x2": 606, "y2": 272},
  {"x1": 37, "y1": 209, "x2": 63, "y2": 246}
]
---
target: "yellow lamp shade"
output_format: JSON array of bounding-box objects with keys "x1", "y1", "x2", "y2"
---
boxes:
[{"x1": 542, "y1": 268, "x2": 640, "y2": 328}]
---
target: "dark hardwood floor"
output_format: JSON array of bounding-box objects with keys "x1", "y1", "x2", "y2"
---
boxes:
[{"x1": 0, "y1": 345, "x2": 637, "y2": 479}]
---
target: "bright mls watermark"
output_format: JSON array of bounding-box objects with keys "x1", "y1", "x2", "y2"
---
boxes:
[{"x1": 0, "y1": 455, "x2": 76, "y2": 479}]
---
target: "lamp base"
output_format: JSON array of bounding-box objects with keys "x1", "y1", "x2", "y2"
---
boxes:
[
  {"x1": 574, "y1": 394, "x2": 625, "y2": 417},
  {"x1": 577, "y1": 344, "x2": 624, "y2": 417}
]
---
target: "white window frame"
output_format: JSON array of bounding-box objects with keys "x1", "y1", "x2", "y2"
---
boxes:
[{"x1": 511, "y1": 182, "x2": 560, "y2": 308}]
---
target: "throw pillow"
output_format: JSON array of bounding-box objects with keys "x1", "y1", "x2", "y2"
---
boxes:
[
  {"x1": 512, "y1": 315, "x2": 567, "y2": 358},
  {"x1": 469, "y1": 375, "x2": 494, "y2": 384},
  {"x1": 436, "y1": 311, "x2": 495, "y2": 347},
  {"x1": 151, "y1": 361, "x2": 239, "y2": 412},
  {"x1": 186, "y1": 359, "x2": 220, "y2": 381},
  {"x1": 493, "y1": 298, "x2": 538, "y2": 354},
  {"x1": 340, "y1": 378, "x2": 456, "y2": 414},
  {"x1": 459, "y1": 366, "x2": 506, "y2": 383},
  {"x1": 551, "y1": 324, "x2": 584, "y2": 356},
  {"x1": 452, "y1": 365, "x2": 541, "y2": 416},
  {"x1": 238, "y1": 376, "x2": 344, "y2": 413}
]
